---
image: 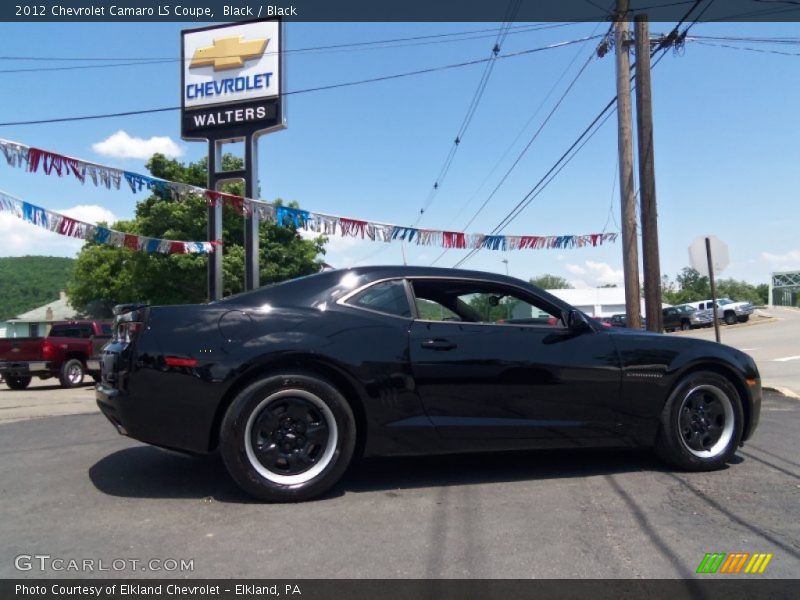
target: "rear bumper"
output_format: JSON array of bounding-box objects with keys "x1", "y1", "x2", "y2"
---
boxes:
[
  {"x1": 0, "y1": 361, "x2": 51, "y2": 375},
  {"x1": 96, "y1": 383, "x2": 130, "y2": 436},
  {"x1": 96, "y1": 378, "x2": 215, "y2": 454}
]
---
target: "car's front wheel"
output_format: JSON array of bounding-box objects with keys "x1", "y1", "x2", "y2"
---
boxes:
[
  {"x1": 655, "y1": 371, "x2": 743, "y2": 471},
  {"x1": 724, "y1": 312, "x2": 737, "y2": 326},
  {"x1": 220, "y1": 373, "x2": 356, "y2": 502},
  {"x1": 59, "y1": 359, "x2": 85, "y2": 388}
]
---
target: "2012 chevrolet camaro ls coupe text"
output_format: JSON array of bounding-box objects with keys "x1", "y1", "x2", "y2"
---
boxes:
[{"x1": 97, "y1": 266, "x2": 761, "y2": 501}]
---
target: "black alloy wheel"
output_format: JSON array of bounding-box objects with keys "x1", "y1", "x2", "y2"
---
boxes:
[
  {"x1": 249, "y1": 394, "x2": 332, "y2": 478},
  {"x1": 220, "y1": 373, "x2": 356, "y2": 502},
  {"x1": 655, "y1": 371, "x2": 743, "y2": 471}
]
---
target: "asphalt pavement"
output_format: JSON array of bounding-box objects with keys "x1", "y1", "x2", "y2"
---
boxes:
[
  {"x1": 675, "y1": 306, "x2": 800, "y2": 397},
  {"x1": 0, "y1": 390, "x2": 797, "y2": 579}
]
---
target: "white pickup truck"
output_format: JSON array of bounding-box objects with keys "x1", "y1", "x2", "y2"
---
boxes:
[{"x1": 686, "y1": 297, "x2": 754, "y2": 325}]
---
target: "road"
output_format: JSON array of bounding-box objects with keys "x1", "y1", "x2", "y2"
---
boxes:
[
  {"x1": 675, "y1": 306, "x2": 800, "y2": 396},
  {"x1": 0, "y1": 390, "x2": 797, "y2": 579},
  {"x1": 0, "y1": 378, "x2": 96, "y2": 425}
]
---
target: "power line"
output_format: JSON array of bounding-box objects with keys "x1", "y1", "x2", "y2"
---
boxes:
[
  {"x1": 411, "y1": 0, "x2": 521, "y2": 228},
  {"x1": 0, "y1": 22, "x2": 582, "y2": 74},
  {"x1": 690, "y1": 39, "x2": 800, "y2": 56},
  {"x1": 451, "y1": 1, "x2": 705, "y2": 269},
  {"x1": 0, "y1": 35, "x2": 601, "y2": 127},
  {"x1": 428, "y1": 21, "x2": 611, "y2": 266}
]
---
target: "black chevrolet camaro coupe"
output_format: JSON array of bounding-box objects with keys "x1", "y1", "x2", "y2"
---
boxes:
[{"x1": 97, "y1": 266, "x2": 761, "y2": 501}]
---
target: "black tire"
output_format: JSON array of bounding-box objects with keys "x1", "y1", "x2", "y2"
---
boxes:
[
  {"x1": 59, "y1": 358, "x2": 85, "y2": 388},
  {"x1": 724, "y1": 312, "x2": 737, "y2": 326},
  {"x1": 5, "y1": 375, "x2": 32, "y2": 390},
  {"x1": 220, "y1": 373, "x2": 356, "y2": 502},
  {"x1": 655, "y1": 371, "x2": 743, "y2": 471},
  {"x1": 738, "y1": 315, "x2": 750, "y2": 323},
  {"x1": 680, "y1": 320, "x2": 691, "y2": 331}
]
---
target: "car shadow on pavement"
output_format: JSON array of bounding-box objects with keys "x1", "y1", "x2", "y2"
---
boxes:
[{"x1": 89, "y1": 445, "x2": 671, "y2": 503}]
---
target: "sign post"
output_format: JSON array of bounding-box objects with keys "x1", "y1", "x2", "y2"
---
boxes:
[
  {"x1": 705, "y1": 237, "x2": 721, "y2": 343},
  {"x1": 689, "y1": 235, "x2": 729, "y2": 343},
  {"x1": 181, "y1": 18, "x2": 286, "y2": 300}
]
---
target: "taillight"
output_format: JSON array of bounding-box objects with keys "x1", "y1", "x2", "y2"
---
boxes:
[{"x1": 42, "y1": 339, "x2": 54, "y2": 359}]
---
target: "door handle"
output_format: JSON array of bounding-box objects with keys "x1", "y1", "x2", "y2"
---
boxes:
[{"x1": 421, "y1": 339, "x2": 457, "y2": 351}]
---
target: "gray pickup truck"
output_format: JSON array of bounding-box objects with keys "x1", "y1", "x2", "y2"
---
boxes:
[{"x1": 687, "y1": 298, "x2": 754, "y2": 325}]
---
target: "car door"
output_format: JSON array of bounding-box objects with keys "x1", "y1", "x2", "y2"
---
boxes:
[
  {"x1": 663, "y1": 307, "x2": 678, "y2": 330},
  {"x1": 408, "y1": 278, "x2": 625, "y2": 444}
]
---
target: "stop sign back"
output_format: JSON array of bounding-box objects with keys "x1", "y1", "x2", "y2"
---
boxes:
[{"x1": 689, "y1": 235, "x2": 729, "y2": 277}]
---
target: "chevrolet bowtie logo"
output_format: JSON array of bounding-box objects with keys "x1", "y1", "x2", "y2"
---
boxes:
[{"x1": 190, "y1": 36, "x2": 269, "y2": 71}]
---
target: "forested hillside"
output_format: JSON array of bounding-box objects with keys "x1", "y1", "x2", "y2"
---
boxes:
[{"x1": 0, "y1": 256, "x2": 75, "y2": 319}]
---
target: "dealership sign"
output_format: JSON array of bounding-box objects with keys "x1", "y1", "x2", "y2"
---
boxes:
[{"x1": 181, "y1": 19, "x2": 285, "y2": 139}]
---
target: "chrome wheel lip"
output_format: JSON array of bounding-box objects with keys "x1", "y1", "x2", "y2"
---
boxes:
[
  {"x1": 678, "y1": 384, "x2": 734, "y2": 458},
  {"x1": 244, "y1": 389, "x2": 338, "y2": 486}
]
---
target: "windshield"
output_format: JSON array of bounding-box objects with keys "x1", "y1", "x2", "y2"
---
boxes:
[
  {"x1": 717, "y1": 298, "x2": 733, "y2": 306},
  {"x1": 676, "y1": 305, "x2": 695, "y2": 314}
]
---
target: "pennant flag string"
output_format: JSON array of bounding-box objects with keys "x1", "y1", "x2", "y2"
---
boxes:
[
  {"x1": 0, "y1": 138, "x2": 618, "y2": 252},
  {"x1": 0, "y1": 190, "x2": 218, "y2": 255}
]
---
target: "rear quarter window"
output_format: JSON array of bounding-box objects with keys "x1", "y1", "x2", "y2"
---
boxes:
[{"x1": 345, "y1": 280, "x2": 412, "y2": 318}]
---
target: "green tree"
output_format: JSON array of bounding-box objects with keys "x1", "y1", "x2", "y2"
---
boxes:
[
  {"x1": 529, "y1": 274, "x2": 573, "y2": 290},
  {"x1": 67, "y1": 153, "x2": 326, "y2": 312}
]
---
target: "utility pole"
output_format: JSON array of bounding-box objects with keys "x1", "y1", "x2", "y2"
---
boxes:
[
  {"x1": 615, "y1": 0, "x2": 642, "y2": 329},
  {"x1": 635, "y1": 14, "x2": 663, "y2": 333}
]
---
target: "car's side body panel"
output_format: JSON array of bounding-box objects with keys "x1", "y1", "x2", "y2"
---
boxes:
[{"x1": 96, "y1": 266, "x2": 761, "y2": 460}]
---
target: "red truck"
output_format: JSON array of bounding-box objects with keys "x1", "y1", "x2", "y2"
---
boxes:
[{"x1": 0, "y1": 320, "x2": 112, "y2": 390}]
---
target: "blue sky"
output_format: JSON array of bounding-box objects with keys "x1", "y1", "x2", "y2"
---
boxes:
[{"x1": 0, "y1": 20, "x2": 798, "y2": 287}]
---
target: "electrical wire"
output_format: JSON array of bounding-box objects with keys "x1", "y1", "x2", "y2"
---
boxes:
[
  {"x1": 451, "y1": 1, "x2": 705, "y2": 269},
  {"x1": 426, "y1": 20, "x2": 613, "y2": 267},
  {"x1": 0, "y1": 35, "x2": 602, "y2": 128},
  {"x1": 411, "y1": 0, "x2": 521, "y2": 228},
  {"x1": 0, "y1": 22, "x2": 582, "y2": 73}
]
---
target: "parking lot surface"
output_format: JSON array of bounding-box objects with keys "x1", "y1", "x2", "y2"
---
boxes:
[{"x1": 0, "y1": 386, "x2": 797, "y2": 579}]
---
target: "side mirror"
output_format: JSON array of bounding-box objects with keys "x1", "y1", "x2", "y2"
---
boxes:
[{"x1": 566, "y1": 309, "x2": 592, "y2": 333}]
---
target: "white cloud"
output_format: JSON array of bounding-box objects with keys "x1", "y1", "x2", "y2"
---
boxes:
[
  {"x1": 566, "y1": 264, "x2": 587, "y2": 275},
  {"x1": 761, "y1": 250, "x2": 800, "y2": 271},
  {"x1": 61, "y1": 204, "x2": 117, "y2": 225},
  {"x1": 566, "y1": 260, "x2": 625, "y2": 288},
  {"x1": 0, "y1": 204, "x2": 118, "y2": 258},
  {"x1": 92, "y1": 130, "x2": 184, "y2": 159},
  {"x1": 585, "y1": 260, "x2": 625, "y2": 286}
]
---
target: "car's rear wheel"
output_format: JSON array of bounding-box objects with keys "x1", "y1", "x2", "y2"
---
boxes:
[
  {"x1": 220, "y1": 373, "x2": 356, "y2": 502},
  {"x1": 680, "y1": 320, "x2": 691, "y2": 331},
  {"x1": 5, "y1": 375, "x2": 32, "y2": 390},
  {"x1": 655, "y1": 371, "x2": 743, "y2": 471},
  {"x1": 59, "y1": 359, "x2": 85, "y2": 388}
]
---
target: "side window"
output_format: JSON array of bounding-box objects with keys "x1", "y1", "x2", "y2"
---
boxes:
[
  {"x1": 411, "y1": 279, "x2": 563, "y2": 327},
  {"x1": 416, "y1": 298, "x2": 460, "y2": 321},
  {"x1": 345, "y1": 280, "x2": 412, "y2": 318}
]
